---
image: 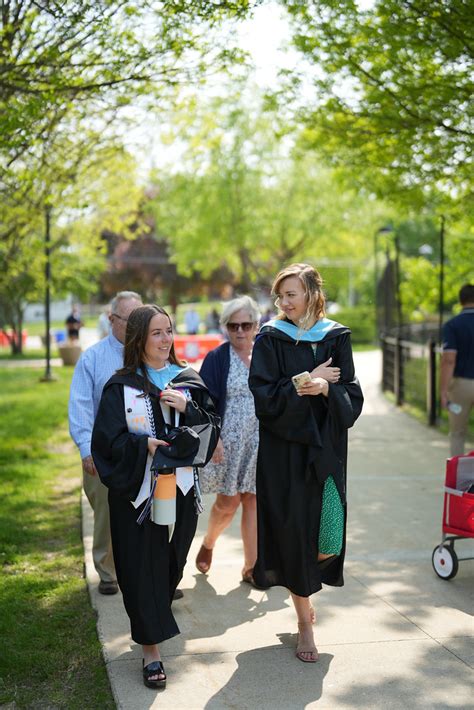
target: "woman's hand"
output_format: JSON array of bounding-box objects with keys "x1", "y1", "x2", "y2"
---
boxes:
[
  {"x1": 159, "y1": 387, "x2": 187, "y2": 413},
  {"x1": 297, "y1": 376, "x2": 329, "y2": 398},
  {"x1": 211, "y1": 437, "x2": 225, "y2": 464},
  {"x1": 147, "y1": 438, "x2": 170, "y2": 456},
  {"x1": 310, "y1": 357, "x2": 340, "y2": 383}
]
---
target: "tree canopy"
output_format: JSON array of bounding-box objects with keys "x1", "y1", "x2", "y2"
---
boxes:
[
  {"x1": 1, "y1": 0, "x2": 257, "y2": 162},
  {"x1": 282, "y1": 0, "x2": 473, "y2": 211},
  {"x1": 146, "y1": 85, "x2": 391, "y2": 298},
  {"x1": 0, "y1": 0, "x2": 258, "y2": 350}
]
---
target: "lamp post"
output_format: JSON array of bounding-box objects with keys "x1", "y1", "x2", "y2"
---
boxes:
[
  {"x1": 40, "y1": 204, "x2": 57, "y2": 383},
  {"x1": 393, "y1": 232, "x2": 403, "y2": 332},
  {"x1": 374, "y1": 225, "x2": 394, "y2": 340},
  {"x1": 438, "y1": 215, "x2": 445, "y2": 344}
]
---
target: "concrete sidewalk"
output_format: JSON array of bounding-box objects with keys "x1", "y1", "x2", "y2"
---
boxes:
[{"x1": 82, "y1": 350, "x2": 473, "y2": 709}]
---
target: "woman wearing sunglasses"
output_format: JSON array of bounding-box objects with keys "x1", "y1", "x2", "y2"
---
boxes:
[
  {"x1": 195, "y1": 296, "x2": 264, "y2": 586},
  {"x1": 249, "y1": 263, "x2": 363, "y2": 663}
]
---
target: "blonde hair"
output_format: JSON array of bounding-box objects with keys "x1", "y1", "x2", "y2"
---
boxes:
[{"x1": 271, "y1": 263, "x2": 326, "y2": 330}]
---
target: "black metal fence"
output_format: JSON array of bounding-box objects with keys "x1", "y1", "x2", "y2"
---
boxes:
[{"x1": 381, "y1": 336, "x2": 440, "y2": 425}]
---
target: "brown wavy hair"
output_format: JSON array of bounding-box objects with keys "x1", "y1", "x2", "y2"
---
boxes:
[
  {"x1": 272, "y1": 263, "x2": 326, "y2": 330},
  {"x1": 117, "y1": 304, "x2": 186, "y2": 392}
]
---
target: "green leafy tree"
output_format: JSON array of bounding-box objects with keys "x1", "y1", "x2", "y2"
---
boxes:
[
  {"x1": 399, "y1": 225, "x2": 474, "y2": 321},
  {"x1": 0, "y1": 143, "x2": 142, "y2": 353},
  {"x1": 1, "y1": 0, "x2": 256, "y2": 163},
  {"x1": 281, "y1": 0, "x2": 473, "y2": 210},
  {"x1": 0, "y1": 0, "x2": 259, "y2": 353},
  {"x1": 147, "y1": 87, "x2": 392, "y2": 299}
]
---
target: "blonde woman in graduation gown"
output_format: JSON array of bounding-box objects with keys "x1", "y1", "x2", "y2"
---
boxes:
[{"x1": 249, "y1": 264, "x2": 363, "y2": 663}]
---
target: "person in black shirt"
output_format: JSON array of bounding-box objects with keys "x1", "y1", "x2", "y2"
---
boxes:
[
  {"x1": 440, "y1": 283, "x2": 474, "y2": 456},
  {"x1": 65, "y1": 304, "x2": 83, "y2": 341}
]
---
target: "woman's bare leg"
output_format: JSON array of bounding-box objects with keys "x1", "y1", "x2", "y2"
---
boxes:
[
  {"x1": 291, "y1": 593, "x2": 313, "y2": 624},
  {"x1": 202, "y1": 493, "x2": 241, "y2": 550}
]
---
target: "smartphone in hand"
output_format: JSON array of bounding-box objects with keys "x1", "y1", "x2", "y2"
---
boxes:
[{"x1": 291, "y1": 371, "x2": 312, "y2": 390}]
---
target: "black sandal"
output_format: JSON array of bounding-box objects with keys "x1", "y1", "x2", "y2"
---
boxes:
[{"x1": 142, "y1": 659, "x2": 167, "y2": 689}]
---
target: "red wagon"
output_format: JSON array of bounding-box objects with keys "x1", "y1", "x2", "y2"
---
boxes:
[{"x1": 432, "y1": 451, "x2": 474, "y2": 580}]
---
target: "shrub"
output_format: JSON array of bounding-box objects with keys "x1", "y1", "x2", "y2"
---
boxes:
[{"x1": 331, "y1": 306, "x2": 375, "y2": 344}]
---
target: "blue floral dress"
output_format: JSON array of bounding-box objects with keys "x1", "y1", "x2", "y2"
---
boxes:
[{"x1": 200, "y1": 347, "x2": 258, "y2": 496}]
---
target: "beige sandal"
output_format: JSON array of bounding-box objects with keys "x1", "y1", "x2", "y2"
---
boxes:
[
  {"x1": 242, "y1": 568, "x2": 270, "y2": 590},
  {"x1": 296, "y1": 622, "x2": 319, "y2": 663},
  {"x1": 242, "y1": 568, "x2": 256, "y2": 585}
]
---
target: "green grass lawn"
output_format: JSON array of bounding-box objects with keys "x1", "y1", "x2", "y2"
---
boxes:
[
  {"x1": 0, "y1": 367, "x2": 114, "y2": 709},
  {"x1": 20, "y1": 320, "x2": 95, "y2": 337},
  {"x1": 0, "y1": 348, "x2": 60, "y2": 361}
]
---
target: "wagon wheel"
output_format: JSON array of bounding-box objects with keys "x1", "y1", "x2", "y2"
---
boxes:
[{"x1": 432, "y1": 544, "x2": 459, "y2": 580}]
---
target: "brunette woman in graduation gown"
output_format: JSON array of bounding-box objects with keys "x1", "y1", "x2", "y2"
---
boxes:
[
  {"x1": 249, "y1": 263, "x2": 363, "y2": 663},
  {"x1": 91, "y1": 305, "x2": 219, "y2": 689}
]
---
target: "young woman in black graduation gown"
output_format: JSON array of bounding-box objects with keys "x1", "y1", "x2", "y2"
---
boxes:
[
  {"x1": 249, "y1": 263, "x2": 363, "y2": 663},
  {"x1": 91, "y1": 305, "x2": 219, "y2": 689}
]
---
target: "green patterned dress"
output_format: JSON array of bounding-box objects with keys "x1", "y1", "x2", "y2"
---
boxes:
[{"x1": 311, "y1": 344, "x2": 344, "y2": 555}]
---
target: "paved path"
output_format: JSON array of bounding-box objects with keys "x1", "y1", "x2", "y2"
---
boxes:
[{"x1": 82, "y1": 351, "x2": 473, "y2": 709}]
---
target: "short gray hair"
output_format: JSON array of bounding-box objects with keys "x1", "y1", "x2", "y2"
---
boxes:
[
  {"x1": 220, "y1": 296, "x2": 260, "y2": 327},
  {"x1": 110, "y1": 291, "x2": 142, "y2": 313}
]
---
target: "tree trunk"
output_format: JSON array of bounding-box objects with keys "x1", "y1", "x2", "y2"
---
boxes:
[
  {"x1": 238, "y1": 248, "x2": 254, "y2": 293},
  {"x1": 15, "y1": 304, "x2": 24, "y2": 355}
]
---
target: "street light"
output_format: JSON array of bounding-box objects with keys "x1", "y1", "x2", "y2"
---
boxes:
[
  {"x1": 374, "y1": 225, "x2": 394, "y2": 340},
  {"x1": 438, "y1": 215, "x2": 445, "y2": 344},
  {"x1": 393, "y1": 232, "x2": 403, "y2": 332}
]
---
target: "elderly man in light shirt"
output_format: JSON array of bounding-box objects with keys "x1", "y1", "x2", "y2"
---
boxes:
[{"x1": 69, "y1": 291, "x2": 142, "y2": 594}]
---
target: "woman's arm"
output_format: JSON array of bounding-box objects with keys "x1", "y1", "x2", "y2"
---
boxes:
[
  {"x1": 249, "y1": 335, "x2": 321, "y2": 446},
  {"x1": 325, "y1": 333, "x2": 364, "y2": 432}
]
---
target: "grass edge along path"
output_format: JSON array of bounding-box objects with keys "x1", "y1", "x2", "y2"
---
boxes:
[{"x1": 0, "y1": 367, "x2": 114, "y2": 709}]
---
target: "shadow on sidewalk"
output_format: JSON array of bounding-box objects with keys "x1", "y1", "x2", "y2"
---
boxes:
[
  {"x1": 204, "y1": 645, "x2": 333, "y2": 709},
  {"x1": 169, "y1": 573, "x2": 291, "y2": 646}
]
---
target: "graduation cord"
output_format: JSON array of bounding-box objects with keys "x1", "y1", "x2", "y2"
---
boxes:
[
  {"x1": 144, "y1": 393, "x2": 157, "y2": 438},
  {"x1": 136, "y1": 394, "x2": 159, "y2": 526},
  {"x1": 136, "y1": 474, "x2": 158, "y2": 525},
  {"x1": 136, "y1": 392, "x2": 205, "y2": 522},
  {"x1": 193, "y1": 467, "x2": 204, "y2": 515}
]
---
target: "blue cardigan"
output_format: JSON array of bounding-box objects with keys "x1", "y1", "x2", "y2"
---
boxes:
[{"x1": 199, "y1": 341, "x2": 230, "y2": 422}]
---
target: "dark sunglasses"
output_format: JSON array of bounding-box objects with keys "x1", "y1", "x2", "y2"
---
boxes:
[{"x1": 227, "y1": 322, "x2": 254, "y2": 332}]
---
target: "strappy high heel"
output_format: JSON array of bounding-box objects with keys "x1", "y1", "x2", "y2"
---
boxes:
[{"x1": 296, "y1": 622, "x2": 319, "y2": 663}]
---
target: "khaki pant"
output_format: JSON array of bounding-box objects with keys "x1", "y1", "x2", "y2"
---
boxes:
[
  {"x1": 447, "y1": 377, "x2": 474, "y2": 457},
  {"x1": 83, "y1": 471, "x2": 116, "y2": 582}
]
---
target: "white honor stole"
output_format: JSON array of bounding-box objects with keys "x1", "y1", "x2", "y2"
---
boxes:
[{"x1": 123, "y1": 386, "x2": 194, "y2": 509}]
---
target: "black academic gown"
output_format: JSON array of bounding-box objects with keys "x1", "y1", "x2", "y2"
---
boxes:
[
  {"x1": 248, "y1": 322, "x2": 363, "y2": 597},
  {"x1": 91, "y1": 368, "x2": 220, "y2": 645}
]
